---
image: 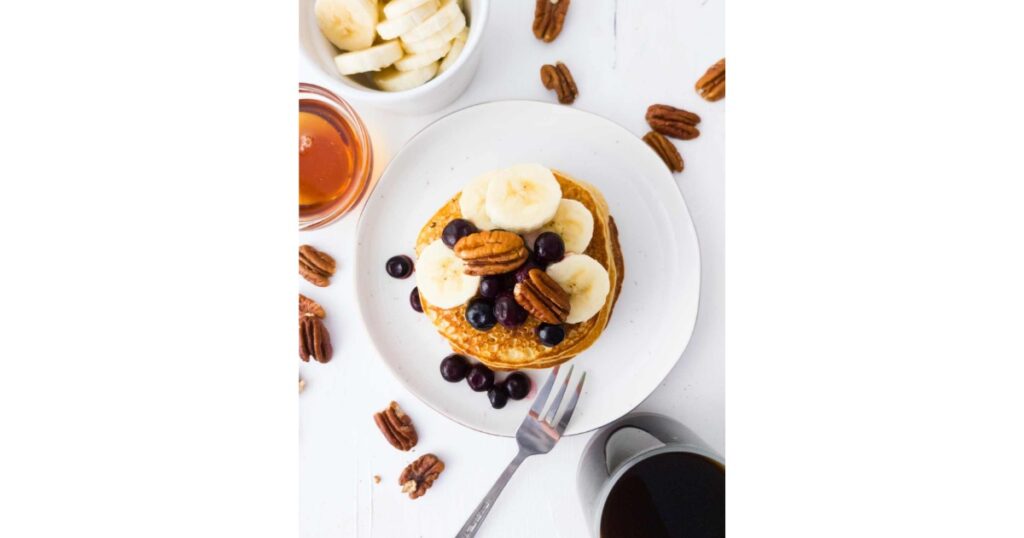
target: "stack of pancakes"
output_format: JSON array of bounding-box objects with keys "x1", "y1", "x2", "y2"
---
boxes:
[{"x1": 416, "y1": 170, "x2": 624, "y2": 370}]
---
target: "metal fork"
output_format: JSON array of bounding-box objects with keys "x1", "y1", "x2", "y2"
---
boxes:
[{"x1": 457, "y1": 365, "x2": 587, "y2": 537}]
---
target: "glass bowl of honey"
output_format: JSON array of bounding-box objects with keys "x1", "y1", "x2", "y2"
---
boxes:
[{"x1": 299, "y1": 83, "x2": 373, "y2": 231}]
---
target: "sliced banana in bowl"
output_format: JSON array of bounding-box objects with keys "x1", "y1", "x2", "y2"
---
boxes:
[
  {"x1": 438, "y1": 27, "x2": 469, "y2": 73},
  {"x1": 375, "y1": 0, "x2": 439, "y2": 40},
  {"x1": 333, "y1": 40, "x2": 404, "y2": 75},
  {"x1": 315, "y1": 0, "x2": 379, "y2": 52},
  {"x1": 399, "y1": 0, "x2": 463, "y2": 43},
  {"x1": 383, "y1": 0, "x2": 436, "y2": 19},
  {"x1": 313, "y1": 0, "x2": 479, "y2": 94},
  {"x1": 371, "y1": 62, "x2": 440, "y2": 91},
  {"x1": 394, "y1": 39, "x2": 453, "y2": 71},
  {"x1": 401, "y1": 13, "x2": 466, "y2": 53}
]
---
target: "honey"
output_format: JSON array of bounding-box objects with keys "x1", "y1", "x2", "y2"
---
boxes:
[{"x1": 299, "y1": 98, "x2": 368, "y2": 221}]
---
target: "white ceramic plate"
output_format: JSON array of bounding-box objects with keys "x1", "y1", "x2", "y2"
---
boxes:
[{"x1": 355, "y1": 100, "x2": 700, "y2": 436}]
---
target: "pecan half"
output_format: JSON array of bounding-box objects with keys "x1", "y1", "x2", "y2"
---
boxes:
[
  {"x1": 514, "y1": 268, "x2": 570, "y2": 324},
  {"x1": 299, "y1": 245, "x2": 336, "y2": 287},
  {"x1": 399, "y1": 453, "x2": 445, "y2": 500},
  {"x1": 299, "y1": 315, "x2": 332, "y2": 363},
  {"x1": 646, "y1": 104, "x2": 701, "y2": 140},
  {"x1": 533, "y1": 0, "x2": 570, "y2": 43},
  {"x1": 540, "y1": 62, "x2": 578, "y2": 105},
  {"x1": 374, "y1": 401, "x2": 418, "y2": 451},
  {"x1": 695, "y1": 58, "x2": 725, "y2": 102},
  {"x1": 454, "y1": 231, "x2": 529, "y2": 276},
  {"x1": 643, "y1": 131, "x2": 684, "y2": 173},
  {"x1": 299, "y1": 293, "x2": 325, "y2": 319}
]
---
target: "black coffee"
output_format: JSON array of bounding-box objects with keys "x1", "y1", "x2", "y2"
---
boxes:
[{"x1": 600, "y1": 452, "x2": 725, "y2": 538}]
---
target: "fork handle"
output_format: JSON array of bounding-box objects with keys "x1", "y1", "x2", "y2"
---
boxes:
[{"x1": 456, "y1": 450, "x2": 530, "y2": 537}]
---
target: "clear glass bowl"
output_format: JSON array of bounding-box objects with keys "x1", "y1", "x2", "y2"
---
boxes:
[{"x1": 299, "y1": 83, "x2": 373, "y2": 231}]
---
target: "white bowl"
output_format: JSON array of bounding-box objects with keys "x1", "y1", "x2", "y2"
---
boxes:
[{"x1": 299, "y1": 0, "x2": 490, "y2": 114}]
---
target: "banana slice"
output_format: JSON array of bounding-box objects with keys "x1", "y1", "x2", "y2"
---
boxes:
[
  {"x1": 371, "y1": 62, "x2": 439, "y2": 91},
  {"x1": 383, "y1": 0, "x2": 434, "y2": 19},
  {"x1": 376, "y1": 0, "x2": 439, "y2": 40},
  {"x1": 400, "y1": 0, "x2": 461, "y2": 43},
  {"x1": 415, "y1": 240, "x2": 481, "y2": 309},
  {"x1": 484, "y1": 164, "x2": 563, "y2": 233},
  {"x1": 539, "y1": 199, "x2": 595, "y2": 254},
  {"x1": 545, "y1": 254, "x2": 611, "y2": 324},
  {"x1": 333, "y1": 40, "x2": 403, "y2": 75},
  {"x1": 401, "y1": 11, "x2": 465, "y2": 53},
  {"x1": 394, "y1": 40, "x2": 452, "y2": 72},
  {"x1": 438, "y1": 27, "x2": 469, "y2": 73},
  {"x1": 458, "y1": 170, "x2": 498, "y2": 230},
  {"x1": 315, "y1": 0, "x2": 379, "y2": 52}
]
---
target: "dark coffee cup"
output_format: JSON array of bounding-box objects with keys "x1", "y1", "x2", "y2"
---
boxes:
[{"x1": 577, "y1": 414, "x2": 725, "y2": 537}]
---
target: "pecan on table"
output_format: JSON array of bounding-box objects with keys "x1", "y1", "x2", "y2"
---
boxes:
[
  {"x1": 299, "y1": 293, "x2": 326, "y2": 319},
  {"x1": 374, "y1": 401, "x2": 418, "y2": 451},
  {"x1": 399, "y1": 453, "x2": 445, "y2": 500},
  {"x1": 454, "y1": 230, "x2": 529, "y2": 276},
  {"x1": 643, "y1": 131, "x2": 684, "y2": 173},
  {"x1": 533, "y1": 0, "x2": 570, "y2": 43},
  {"x1": 515, "y1": 268, "x2": 570, "y2": 324},
  {"x1": 299, "y1": 315, "x2": 332, "y2": 363},
  {"x1": 299, "y1": 244, "x2": 336, "y2": 287},
  {"x1": 646, "y1": 104, "x2": 701, "y2": 140},
  {"x1": 540, "y1": 62, "x2": 578, "y2": 105},
  {"x1": 695, "y1": 58, "x2": 725, "y2": 102}
]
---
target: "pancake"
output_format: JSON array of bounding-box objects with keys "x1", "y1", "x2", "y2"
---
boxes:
[{"x1": 416, "y1": 170, "x2": 624, "y2": 370}]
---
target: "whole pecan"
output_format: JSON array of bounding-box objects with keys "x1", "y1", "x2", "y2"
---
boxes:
[
  {"x1": 374, "y1": 401, "x2": 418, "y2": 451},
  {"x1": 299, "y1": 245, "x2": 335, "y2": 287},
  {"x1": 695, "y1": 58, "x2": 725, "y2": 102},
  {"x1": 454, "y1": 231, "x2": 529, "y2": 276},
  {"x1": 299, "y1": 315, "x2": 332, "y2": 363},
  {"x1": 540, "y1": 62, "x2": 578, "y2": 105},
  {"x1": 533, "y1": 0, "x2": 570, "y2": 43},
  {"x1": 514, "y1": 268, "x2": 570, "y2": 324},
  {"x1": 399, "y1": 453, "x2": 445, "y2": 500},
  {"x1": 646, "y1": 104, "x2": 701, "y2": 140},
  {"x1": 643, "y1": 131, "x2": 684, "y2": 173},
  {"x1": 299, "y1": 293, "x2": 325, "y2": 319}
]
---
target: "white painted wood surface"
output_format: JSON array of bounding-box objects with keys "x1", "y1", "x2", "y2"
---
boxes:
[{"x1": 299, "y1": 1, "x2": 723, "y2": 536}]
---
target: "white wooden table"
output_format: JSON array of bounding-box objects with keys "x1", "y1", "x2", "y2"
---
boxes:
[{"x1": 299, "y1": 1, "x2": 723, "y2": 536}]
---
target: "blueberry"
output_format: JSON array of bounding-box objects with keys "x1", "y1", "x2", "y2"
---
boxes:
[
  {"x1": 504, "y1": 372, "x2": 531, "y2": 400},
  {"x1": 536, "y1": 324, "x2": 566, "y2": 347},
  {"x1": 494, "y1": 295, "x2": 527, "y2": 328},
  {"x1": 534, "y1": 232, "x2": 565, "y2": 264},
  {"x1": 465, "y1": 299, "x2": 497, "y2": 331},
  {"x1": 514, "y1": 260, "x2": 541, "y2": 283},
  {"x1": 409, "y1": 287, "x2": 423, "y2": 313},
  {"x1": 499, "y1": 272, "x2": 518, "y2": 291},
  {"x1": 440, "y1": 354, "x2": 469, "y2": 382},
  {"x1": 386, "y1": 255, "x2": 414, "y2": 279},
  {"x1": 479, "y1": 276, "x2": 503, "y2": 299},
  {"x1": 441, "y1": 219, "x2": 478, "y2": 248},
  {"x1": 488, "y1": 383, "x2": 509, "y2": 409},
  {"x1": 466, "y1": 363, "x2": 495, "y2": 392}
]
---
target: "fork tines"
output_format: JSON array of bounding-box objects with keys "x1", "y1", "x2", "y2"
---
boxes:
[{"x1": 528, "y1": 365, "x2": 587, "y2": 435}]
